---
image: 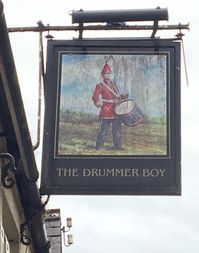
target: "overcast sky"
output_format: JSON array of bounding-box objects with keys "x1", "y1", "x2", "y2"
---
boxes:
[{"x1": 3, "y1": 0, "x2": 199, "y2": 253}]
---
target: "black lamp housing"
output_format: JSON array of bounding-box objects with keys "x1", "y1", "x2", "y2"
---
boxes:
[{"x1": 72, "y1": 8, "x2": 169, "y2": 24}]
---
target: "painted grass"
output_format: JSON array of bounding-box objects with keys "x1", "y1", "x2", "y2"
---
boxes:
[{"x1": 58, "y1": 121, "x2": 167, "y2": 156}]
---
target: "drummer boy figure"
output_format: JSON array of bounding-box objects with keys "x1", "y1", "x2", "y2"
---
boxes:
[{"x1": 92, "y1": 63, "x2": 128, "y2": 150}]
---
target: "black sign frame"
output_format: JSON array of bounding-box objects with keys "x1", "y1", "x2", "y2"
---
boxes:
[{"x1": 40, "y1": 39, "x2": 181, "y2": 195}]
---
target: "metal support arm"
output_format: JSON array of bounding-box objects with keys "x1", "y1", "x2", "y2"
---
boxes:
[{"x1": 7, "y1": 23, "x2": 189, "y2": 34}]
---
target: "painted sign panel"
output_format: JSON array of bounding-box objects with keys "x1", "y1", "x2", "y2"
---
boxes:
[{"x1": 40, "y1": 39, "x2": 181, "y2": 195}]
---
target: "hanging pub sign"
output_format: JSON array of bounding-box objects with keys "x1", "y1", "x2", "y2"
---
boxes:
[{"x1": 40, "y1": 39, "x2": 181, "y2": 195}]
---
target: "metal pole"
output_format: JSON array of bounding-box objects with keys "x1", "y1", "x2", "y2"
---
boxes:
[
  {"x1": 7, "y1": 23, "x2": 189, "y2": 33},
  {"x1": 33, "y1": 30, "x2": 44, "y2": 150}
]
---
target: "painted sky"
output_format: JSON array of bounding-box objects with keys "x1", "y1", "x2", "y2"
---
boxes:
[
  {"x1": 3, "y1": 0, "x2": 199, "y2": 253},
  {"x1": 59, "y1": 53, "x2": 167, "y2": 118}
]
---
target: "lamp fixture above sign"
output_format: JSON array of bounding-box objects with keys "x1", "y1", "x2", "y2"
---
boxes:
[
  {"x1": 7, "y1": 7, "x2": 189, "y2": 40},
  {"x1": 71, "y1": 7, "x2": 169, "y2": 24}
]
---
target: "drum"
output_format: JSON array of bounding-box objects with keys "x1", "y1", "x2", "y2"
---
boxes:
[{"x1": 115, "y1": 99, "x2": 144, "y2": 126}]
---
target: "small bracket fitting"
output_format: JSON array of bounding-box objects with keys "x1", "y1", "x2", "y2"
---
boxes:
[
  {"x1": 78, "y1": 23, "x2": 84, "y2": 39},
  {"x1": 0, "y1": 153, "x2": 18, "y2": 189},
  {"x1": 20, "y1": 220, "x2": 31, "y2": 246},
  {"x1": 151, "y1": 20, "x2": 159, "y2": 38}
]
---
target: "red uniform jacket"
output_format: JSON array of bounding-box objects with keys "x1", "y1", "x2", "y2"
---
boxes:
[{"x1": 92, "y1": 82, "x2": 120, "y2": 119}]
